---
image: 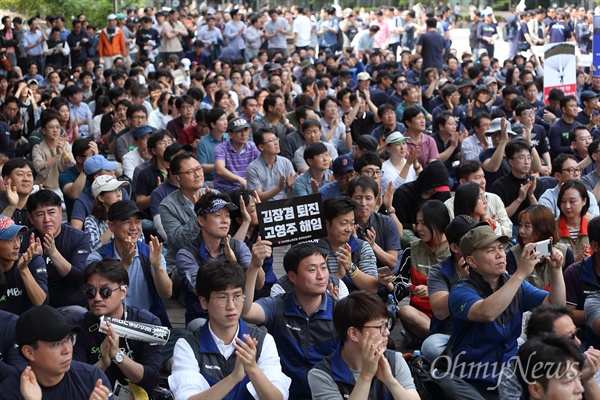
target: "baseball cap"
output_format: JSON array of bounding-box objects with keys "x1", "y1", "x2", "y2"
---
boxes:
[
  {"x1": 196, "y1": 198, "x2": 237, "y2": 216},
  {"x1": 107, "y1": 14, "x2": 117, "y2": 21},
  {"x1": 108, "y1": 200, "x2": 147, "y2": 221},
  {"x1": 83, "y1": 155, "x2": 119, "y2": 175},
  {"x1": 472, "y1": 85, "x2": 491, "y2": 98},
  {"x1": 377, "y1": 70, "x2": 392, "y2": 81},
  {"x1": 16, "y1": 305, "x2": 82, "y2": 347},
  {"x1": 91, "y1": 175, "x2": 129, "y2": 199},
  {"x1": 227, "y1": 117, "x2": 250, "y2": 132},
  {"x1": 385, "y1": 131, "x2": 408, "y2": 146},
  {"x1": 483, "y1": 76, "x2": 497, "y2": 86},
  {"x1": 485, "y1": 118, "x2": 517, "y2": 136},
  {"x1": 116, "y1": 13, "x2": 127, "y2": 20},
  {"x1": 456, "y1": 77, "x2": 475, "y2": 89},
  {"x1": 164, "y1": 143, "x2": 193, "y2": 163},
  {"x1": 357, "y1": 72, "x2": 371, "y2": 81},
  {"x1": 314, "y1": 58, "x2": 325, "y2": 65},
  {"x1": 356, "y1": 135, "x2": 378, "y2": 153},
  {"x1": 132, "y1": 124, "x2": 156, "y2": 139},
  {"x1": 437, "y1": 78, "x2": 450, "y2": 89},
  {"x1": 445, "y1": 215, "x2": 487, "y2": 245},
  {"x1": 27, "y1": 79, "x2": 39, "y2": 86},
  {"x1": 580, "y1": 91, "x2": 600, "y2": 103},
  {"x1": 459, "y1": 224, "x2": 508, "y2": 257},
  {"x1": 481, "y1": 6, "x2": 493, "y2": 16},
  {"x1": 0, "y1": 216, "x2": 26, "y2": 240},
  {"x1": 332, "y1": 155, "x2": 354, "y2": 175}
]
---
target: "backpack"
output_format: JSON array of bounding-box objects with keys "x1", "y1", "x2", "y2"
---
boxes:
[
  {"x1": 502, "y1": 23, "x2": 510, "y2": 42},
  {"x1": 405, "y1": 355, "x2": 447, "y2": 399}
]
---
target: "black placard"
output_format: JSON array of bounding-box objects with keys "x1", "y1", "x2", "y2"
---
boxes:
[{"x1": 257, "y1": 194, "x2": 326, "y2": 246}]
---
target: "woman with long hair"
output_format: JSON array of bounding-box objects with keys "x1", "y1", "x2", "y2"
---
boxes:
[
  {"x1": 557, "y1": 179, "x2": 592, "y2": 261},
  {"x1": 454, "y1": 181, "x2": 501, "y2": 233},
  {"x1": 506, "y1": 205, "x2": 574, "y2": 290},
  {"x1": 148, "y1": 91, "x2": 171, "y2": 130},
  {"x1": 214, "y1": 89, "x2": 237, "y2": 119},
  {"x1": 384, "y1": 200, "x2": 451, "y2": 342},
  {"x1": 84, "y1": 175, "x2": 129, "y2": 251},
  {"x1": 52, "y1": 99, "x2": 79, "y2": 144}
]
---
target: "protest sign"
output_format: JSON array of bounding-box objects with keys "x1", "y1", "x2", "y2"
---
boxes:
[
  {"x1": 257, "y1": 193, "x2": 326, "y2": 246},
  {"x1": 543, "y1": 42, "x2": 576, "y2": 104}
]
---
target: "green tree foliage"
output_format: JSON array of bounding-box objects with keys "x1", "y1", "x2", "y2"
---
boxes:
[{"x1": 0, "y1": 0, "x2": 144, "y2": 28}]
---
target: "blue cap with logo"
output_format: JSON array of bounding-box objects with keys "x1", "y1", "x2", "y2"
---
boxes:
[{"x1": 0, "y1": 216, "x2": 26, "y2": 240}]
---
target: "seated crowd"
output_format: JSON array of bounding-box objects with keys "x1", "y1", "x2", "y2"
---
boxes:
[{"x1": 0, "y1": 2, "x2": 600, "y2": 400}]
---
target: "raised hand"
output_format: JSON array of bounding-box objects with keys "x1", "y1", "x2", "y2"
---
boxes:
[
  {"x1": 224, "y1": 235, "x2": 237, "y2": 262},
  {"x1": 17, "y1": 238, "x2": 37, "y2": 271},
  {"x1": 233, "y1": 334, "x2": 259, "y2": 375},
  {"x1": 42, "y1": 233, "x2": 58, "y2": 257},
  {"x1": 120, "y1": 238, "x2": 136, "y2": 267},
  {"x1": 20, "y1": 367, "x2": 42, "y2": 400},
  {"x1": 88, "y1": 378, "x2": 111, "y2": 400},
  {"x1": 326, "y1": 282, "x2": 339, "y2": 299},
  {"x1": 4, "y1": 178, "x2": 18, "y2": 206},
  {"x1": 517, "y1": 242, "x2": 541, "y2": 279},
  {"x1": 250, "y1": 237, "x2": 272, "y2": 267},
  {"x1": 149, "y1": 235, "x2": 163, "y2": 267}
]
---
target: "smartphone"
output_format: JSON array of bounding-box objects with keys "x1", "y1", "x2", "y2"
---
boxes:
[
  {"x1": 378, "y1": 267, "x2": 393, "y2": 277},
  {"x1": 532, "y1": 239, "x2": 552, "y2": 259}
]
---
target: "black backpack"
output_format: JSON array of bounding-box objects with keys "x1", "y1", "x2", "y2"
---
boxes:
[{"x1": 405, "y1": 355, "x2": 447, "y2": 399}]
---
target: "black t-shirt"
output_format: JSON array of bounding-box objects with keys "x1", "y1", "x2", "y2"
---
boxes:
[
  {"x1": 0, "y1": 360, "x2": 113, "y2": 399},
  {"x1": 417, "y1": 30, "x2": 445, "y2": 70},
  {"x1": 135, "y1": 162, "x2": 165, "y2": 216},
  {"x1": 479, "y1": 148, "x2": 510, "y2": 191},
  {"x1": 0, "y1": 192, "x2": 31, "y2": 228},
  {"x1": 0, "y1": 310, "x2": 27, "y2": 382},
  {"x1": 490, "y1": 172, "x2": 545, "y2": 225},
  {"x1": 432, "y1": 132, "x2": 461, "y2": 176},
  {"x1": 548, "y1": 118, "x2": 577, "y2": 158},
  {"x1": 21, "y1": 225, "x2": 91, "y2": 308},
  {"x1": 0, "y1": 254, "x2": 47, "y2": 315}
]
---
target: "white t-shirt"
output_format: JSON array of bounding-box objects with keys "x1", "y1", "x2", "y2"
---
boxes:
[
  {"x1": 293, "y1": 15, "x2": 313, "y2": 47},
  {"x1": 381, "y1": 159, "x2": 417, "y2": 190}
]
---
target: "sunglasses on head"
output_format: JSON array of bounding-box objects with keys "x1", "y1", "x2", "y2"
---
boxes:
[{"x1": 84, "y1": 285, "x2": 126, "y2": 300}]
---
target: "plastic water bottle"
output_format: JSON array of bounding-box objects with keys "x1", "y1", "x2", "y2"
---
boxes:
[
  {"x1": 413, "y1": 349, "x2": 422, "y2": 367},
  {"x1": 386, "y1": 294, "x2": 397, "y2": 323}
]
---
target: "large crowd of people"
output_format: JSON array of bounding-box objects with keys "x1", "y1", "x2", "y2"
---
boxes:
[{"x1": 0, "y1": 1, "x2": 599, "y2": 399}]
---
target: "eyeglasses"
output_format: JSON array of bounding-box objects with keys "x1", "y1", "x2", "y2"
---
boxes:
[
  {"x1": 3, "y1": 235, "x2": 23, "y2": 244},
  {"x1": 397, "y1": 80, "x2": 407, "y2": 84},
  {"x1": 361, "y1": 168, "x2": 383, "y2": 177},
  {"x1": 83, "y1": 285, "x2": 124, "y2": 299},
  {"x1": 46, "y1": 124, "x2": 61, "y2": 130},
  {"x1": 176, "y1": 166, "x2": 203, "y2": 176},
  {"x1": 562, "y1": 167, "x2": 582, "y2": 175},
  {"x1": 210, "y1": 293, "x2": 245, "y2": 307},
  {"x1": 477, "y1": 193, "x2": 488, "y2": 202},
  {"x1": 48, "y1": 334, "x2": 77, "y2": 350},
  {"x1": 157, "y1": 140, "x2": 173, "y2": 147},
  {"x1": 363, "y1": 319, "x2": 393, "y2": 334},
  {"x1": 263, "y1": 137, "x2": 279, "y2": 144}
]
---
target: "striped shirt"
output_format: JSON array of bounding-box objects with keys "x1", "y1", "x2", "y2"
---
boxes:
[{"x1": 213, "y1": 140, "x2": 260, "y2": 192}]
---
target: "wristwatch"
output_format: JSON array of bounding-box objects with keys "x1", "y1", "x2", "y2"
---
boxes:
[
  {"x1": 112, "y1": 351, "x2": 125, "y2": 365},
  {"x1": 347, "y1": 263, "x2": 358, "y2": 277}
]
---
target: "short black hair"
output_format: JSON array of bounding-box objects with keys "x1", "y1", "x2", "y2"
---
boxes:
[
  {"x1": 72, "y1": 138, "x2": 93, "y2": 159},
  {"x1": 323, "y1": 196, "x2": 355, "y2": 223},
  {"x1": 2, "y1": 158, "x2": 35, "y2": 179},
  {"x1": 169, "y1": 152, "x2": 196, "y2": 175},
  {"x1": 283, "y1": 243, "x2": 326, "y2": 274},
  {"x1": 354, "y1": 152, "x2": 382, "y2": 173},
  {"x1": 506, "y1": 140, "x2": 532, "y2": 160},
  {"x1": 333, "y1": 290, "x2": 387, "y2": 343},
  {"x1": 402, "y1": 105, "x2": 425, "y2": 125},
  {"x1": 589, "y1": 215, "x2": 600, "y2": 245},
  {"x1": 83, "y1": 259, "x2": 129, "y2": 286},
  {"x1": 303, "y1": 142, "x2": 328, "y2": 163},
  {"x1": 346, "y1": 176, "x2": 379, "y2": 198},
  {"x1": 551, "y1": 153, "x2": 578, "y2": 176},
  {"x1": 456, "y1": 160, "x2": 483, "y2": 182},
  {"x1": 196, "y1": 259, "x2": 246, "y2": 300},
  {"x1": 526, "y1": 304, "x2": 573, "y2": 339},
  {"x1": 26, "y1": 190, "x2": 62, "y2": 213}
]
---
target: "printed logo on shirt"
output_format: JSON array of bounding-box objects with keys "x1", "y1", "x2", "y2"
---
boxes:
[
  {"x1": 285, "y1": 323, "x2": 301, "y2": 332},
  {"x1": 460, "y1": 303, "x2": 467, "y2": 312},
  {"x1": 35, "y1": 267, "x2": 47, "y2": 275},
  {"x1": 204, "y1": 364, "x2": 222, "y2": 370},
  {"x1": 77, "y1": 249, "x2": 91, "y2": 254},
  {"x1": 5, "y1": 287, "x2": 23, "y2": 297}
]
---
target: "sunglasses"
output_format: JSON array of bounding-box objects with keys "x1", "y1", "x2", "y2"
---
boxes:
[{"x1": 84, "y1": 285, "x2": 125, "y2": 300}]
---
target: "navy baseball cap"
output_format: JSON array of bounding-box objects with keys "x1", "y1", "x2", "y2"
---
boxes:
[
  {"x1": 196, "y1": 198, "x2": 237, "y2": 216},
  {"x1": 132, "y1": 124, "x2": 156, "y2": 139},
  {"x1": 0, "y1": 216, "x2": 26, "y2": 240}
]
